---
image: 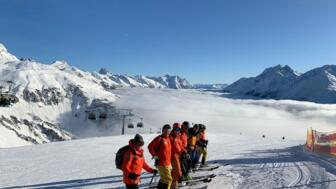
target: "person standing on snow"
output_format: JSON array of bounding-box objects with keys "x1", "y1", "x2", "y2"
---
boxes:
[
  {"x1": 148, "y1": 124, "x2": 172, "y2": 189},
  {"x1": 196, "y1": 124, "x2": 208, "y2": 167},
  {"x1": 170, "y1": 123, "x2": 184, "y2": 189},
  {"x1": 180, "y1": 121, "x2": 192, "y2": 180},
  {"x1": 122, "y1": 134, "x2": 157, "y2": 189},
  {"x1": 188, "y1": 124, "x2": 200, "y2": 170}
]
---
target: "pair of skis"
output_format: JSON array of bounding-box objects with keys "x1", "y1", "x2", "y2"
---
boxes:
[
  {"x1": 192, "y1": 165, "x2": 220, "y2": 172},
  {"x1": 146, "y1": 173, "x2": 216, "y2": 189},
  {"x1": 143, "y1": 163, "x2": 223, "y2": 189}
]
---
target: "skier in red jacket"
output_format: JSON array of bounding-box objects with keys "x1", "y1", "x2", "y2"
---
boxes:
[
  {"x1": 180, "y1": 121, "x2": 192, "y2": 181},
  {"x1": 122, "y1": 134, "x2": 157, "y2": 189},
  {"x1": 148, "y1": 124, "x2": 172, "y2": 189},
  {"x1": 170, "y1": 123, "x2": 184, "y2": 189}
]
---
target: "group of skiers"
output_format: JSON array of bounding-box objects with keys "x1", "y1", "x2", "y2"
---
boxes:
[{"x1": 117, "y1": 121, "x2": 208, "y2": 189}]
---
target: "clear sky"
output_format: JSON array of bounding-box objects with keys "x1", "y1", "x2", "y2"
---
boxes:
[{"x1": 0, "y1": 0, "x2": 335, "y2": 84}]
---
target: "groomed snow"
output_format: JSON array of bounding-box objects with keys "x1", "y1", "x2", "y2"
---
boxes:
[{"x1": 2, "y1": 132, "x2": 336, "y2": 189}]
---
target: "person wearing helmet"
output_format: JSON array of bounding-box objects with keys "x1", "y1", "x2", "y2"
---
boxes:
[
  {"x1": 148, "y1": 124, "x2": 172, "y2": 189},
  {"x1": 170, "y1": 123, "x2": 184, "y2": 189},
  {"x1": 122, "y1": 134, "x2": 157, "y2": 189},
  {"x1": 196, "y1": 124, "x2": 208, "y2": 167},
  {"x1": 188, "y1": 124, "x2": 200, "y2": 169},
  {"x1": 181, "y1": 121, "x2": 189, "y2": 149},
  {"x1": 180, "y1": 121, "x2": 192, "y2": 181}
]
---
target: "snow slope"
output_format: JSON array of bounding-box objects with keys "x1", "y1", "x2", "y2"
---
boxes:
[{"x1": 2, "y1": 132, "x2": 336, "y2": 189}]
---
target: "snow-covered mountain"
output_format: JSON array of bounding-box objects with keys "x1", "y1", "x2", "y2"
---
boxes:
[
  {"x1": 281, "y1": 65, "x2": 336, "y2": 103},
  {"x1": 225, "y1": 65, "x2": 300, "y2": 98},
  {"x1": 0, "y1": 46, "x2": 120, "y2": 147},
  {"x1": 225, "y1": 64, "x2": 336, "y2": 104},
  {"x1": 194, "y1": 83, "x2": 228, "y2": 90},
  {"x1": 0, "y1": 43, "x2": 193, "y2": 148},
  {"x1": 94, "y1": 68, "x2": 193, "y2": 89}
]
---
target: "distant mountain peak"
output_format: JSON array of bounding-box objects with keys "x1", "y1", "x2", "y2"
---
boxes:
[
  {"x1": 0, "y1": 43, "x2": 7, "y2": 52},
  {"x1": 261, "y1": 64, "x2": 299, "y2": 77},
  {"x1": 321, "y1": 65, "x2": 336, "y2": 71},
  {"x1": 99, "y1": 68, "x2": 110, "y2": 75},
  {"x1": 0, "y1": 43, "x2": 19, "y2": 64},
  {"x1": 51, "y1": 60, "x2": 71, "y2": 71},
  {"x1": 226, "y1": 64, "x2": 336, "y2": 103}
]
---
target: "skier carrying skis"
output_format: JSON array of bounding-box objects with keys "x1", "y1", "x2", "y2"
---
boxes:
[
  {"x1": 121, "y1": 134, "x2": 157, "y2": 189},
  {"x1": 180, "y1": 121, "x2": 192, "y2": 181},
  {"x1": 148, "y1": 124, "x2": 172, "y2": 189},
  {"x1": 170, "y1": 123, "x2": 184, "y2": 189},
  {"x1": 196, "y1": 124, "x2": 208, "y2": 167}
]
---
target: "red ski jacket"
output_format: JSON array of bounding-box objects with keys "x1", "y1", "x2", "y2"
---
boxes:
[{"x1": 122, "y1": 140, "x2": 155, "y2": 185}]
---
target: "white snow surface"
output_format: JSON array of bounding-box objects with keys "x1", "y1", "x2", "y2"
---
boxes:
[{"x1": 2, "y1": 132, "x2": 336, "y2": 189}]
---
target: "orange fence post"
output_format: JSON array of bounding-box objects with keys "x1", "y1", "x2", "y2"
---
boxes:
[{"x1": 306, "y1": 127, "x2": 314, "y2": 151}]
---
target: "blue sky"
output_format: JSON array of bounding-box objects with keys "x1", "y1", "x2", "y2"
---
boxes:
[{"x1": 0, "y1": 0, "x2": 336, "y2": 84}]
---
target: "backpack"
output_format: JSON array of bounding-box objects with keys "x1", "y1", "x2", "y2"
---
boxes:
[{"x1": 115, "y1": 145, "x2": 136, "y2": 170}]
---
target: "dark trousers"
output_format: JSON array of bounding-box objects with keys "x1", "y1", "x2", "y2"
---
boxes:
[
  {"x1": 180, "y1": 152, "x2": 191, "y2": 176},
  {"x1": 191, "y1": 149, "x2": 200, "y2": 168},
  {"x1": 126, "y1": 184, "x2": 139, "y2": 189}
]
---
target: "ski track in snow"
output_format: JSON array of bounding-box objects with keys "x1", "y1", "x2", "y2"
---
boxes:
[
  {"x1": 2, "y1": 134, "x2": 336, "y2": 189},
  {"x1": 228, "y1": 145, "x2": 336, "y2": 189}
]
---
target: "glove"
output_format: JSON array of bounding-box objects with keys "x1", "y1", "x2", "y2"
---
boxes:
[
  {"x1": 152, "y1": 169, "x2": 158, "y2": 174},
  {"x1": 129, "y1": 173, "x2": 140, "y2": 179},
  {"x1": 185, "y1": 153, "x2": 191, "y2": 160},
  {"x1": 154, "y1": 156, "x2": 160, "y2": 166},
  {"x1": 155, "y1": 159, "x2": 160, "y2": 166},
  {"x1": 182, "y1": 152, "x2": 190, "y2": 160}
]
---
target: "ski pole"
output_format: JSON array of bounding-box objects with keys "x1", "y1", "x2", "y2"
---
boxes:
[{"x1": 149, "y1": 171, "x2": 157, "y2": 187}]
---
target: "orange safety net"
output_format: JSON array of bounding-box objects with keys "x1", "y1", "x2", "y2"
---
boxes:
[{"x1": 307, "y1": 128, "x2": 336, "y2": 156}]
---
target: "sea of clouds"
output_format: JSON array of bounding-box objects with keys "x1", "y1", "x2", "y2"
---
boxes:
[{"x1": 113, "y1": 88, "x2": 336, "y2": 141}]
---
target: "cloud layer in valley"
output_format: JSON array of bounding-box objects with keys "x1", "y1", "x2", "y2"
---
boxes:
[{"x1": 113, "y1": 88, "x2": 336, "y2": 141}]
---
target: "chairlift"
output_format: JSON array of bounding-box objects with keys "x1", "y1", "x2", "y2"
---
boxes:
[
  {"x1": 88, "y1": 112, "x2": 96, "y2": 120},
  {"x1": 128, "y1": 123, "x2": 134, "y2": 128},
  {"x1": 137, "y1": 118, "x2": 144, "y2": 128},
  {"x1": 99, "y1": 112, "x2": 107, "y2": 119},
  {"x1": 128, "y1": 118, "x2": 134, "y2": 128}
]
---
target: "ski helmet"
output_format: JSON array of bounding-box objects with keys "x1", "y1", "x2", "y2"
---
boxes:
[
  {"x1": 172, "y1": 122, "x2": 181, "y2": 132},
  {"x1": 162, "y1": 124, "x2": 171, "y2": 131},
  {"x1": 134, "y1": 134, "x2": 144, "y2": 145}
]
